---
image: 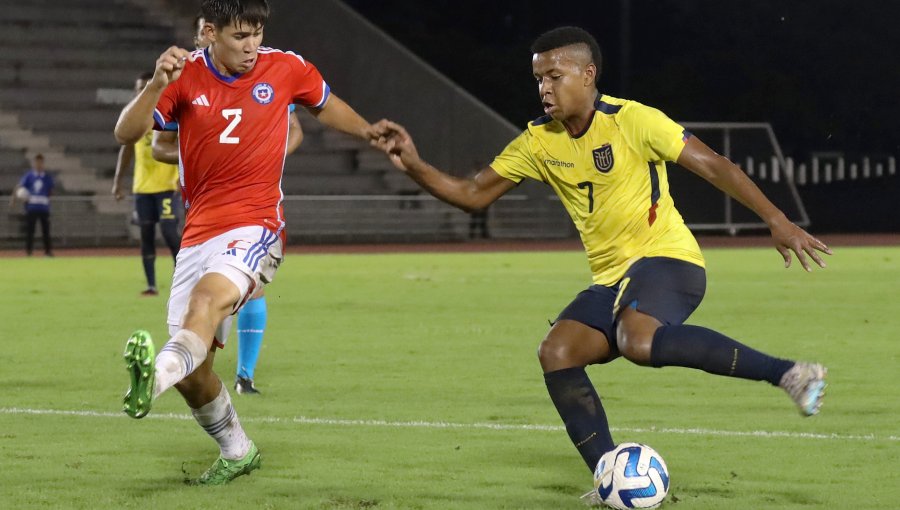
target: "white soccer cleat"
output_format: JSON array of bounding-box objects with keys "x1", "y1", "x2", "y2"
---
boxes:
[{"x1": 779, "y1": 361, "x2": 827, "y2": 416}]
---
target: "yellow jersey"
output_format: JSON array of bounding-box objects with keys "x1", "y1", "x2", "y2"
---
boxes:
[
  {"x1": 133, "y1": 131, "x2": 179, "y2": 194},
  {"x1": 490, "y1": 95, "x2": 704, "y2": 286}
]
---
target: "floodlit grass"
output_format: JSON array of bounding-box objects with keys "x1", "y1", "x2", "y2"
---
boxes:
[{"x1": 0, "y1": 246, "x2": 898, "y2": 509}]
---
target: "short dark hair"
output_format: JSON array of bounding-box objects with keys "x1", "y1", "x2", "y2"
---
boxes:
[
  {"x1": 201, "y1": 0, "x2": 269, "y2": 30},
  {"x1": 34, "y1": 154, "x2": 44, "y2": 160},
  {"x1": 531, "y1": 26, "x2": 602, "y2": 81},
  {"x1": 138, "y1": 71, "x2": 154, "y2": 81}
]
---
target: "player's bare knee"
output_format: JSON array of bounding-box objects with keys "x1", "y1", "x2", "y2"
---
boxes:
[
  {"x1": 538, "y1": 336, "x2": 567, "y2": 365},
  {"x1": 187, "y1": 287, "x2": 217, "y2": 315},
  {"x1": 616, "y1": 308, "x2": 660, "y2": 365},
  {"x1": 538, "y1": 336, "x2": 590, "y2": 370},
  {"x1": 615, "y1": 325, "x2": 654, "y2": 365}
]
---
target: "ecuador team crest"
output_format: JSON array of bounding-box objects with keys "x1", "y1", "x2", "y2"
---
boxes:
[{"x1": 593, "y1": 143, "x2": 614, "y2": 173}]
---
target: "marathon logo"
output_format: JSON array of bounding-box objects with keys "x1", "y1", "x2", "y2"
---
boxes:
[{"x1": 544, "y1": 159, "x2": 575, "y2": 168}]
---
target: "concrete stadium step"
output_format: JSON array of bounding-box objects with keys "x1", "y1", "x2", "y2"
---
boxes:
[
  {"x1": 0, "y1": 4, "x2": 148, "y2": 25},
  {"x1": 16, "y1": 109, "x2": 120, "y2": 132},
  {"x1": 284, "y1": 151, "x2": 357, "y2": 174},
  {"x1": 73, "y1": 150, "x2": 119, "y2": 176},
  {"x1": 0, "y1": 87, "x2": 100, "y2": 106},
  {"x1": 381, "y1": 167, "x2": 422, "y2": 193},
  {"x1": 0, "y1": 24, "x2": 172, "y2": 48},
  {"x1": 0, "y1": 0, "x2": 138, "y2": 8},
  {"x1": 280, "y1": 171, "x2": 387, "y2": 195},
  {"x1": 0, "y1": 47, "x2": 163, "y2": 68},
  {"x1": 0, "y1": 172, "x2": 23, "y2": 193},
  {"x1": 357, "y1": 149, "x2": 397, "y2": 173},
  {"x1": 93, "y1": 195, "x2": 131, "y2": 215},
  {"x1": 41, "y1": 130, "x2": 119, "y2": 152},
  {"x1": 1, "y1": 68, "x2": 147, "y2": 90},
  {"x1": 283, "y1": 199, "x2": 471, "y2": 239},
  {"x1": 0, "y1": 149, "x2": 28, "y2": 177}
]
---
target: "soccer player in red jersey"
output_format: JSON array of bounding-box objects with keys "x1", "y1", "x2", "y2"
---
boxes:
[
  {"x1": 114, "y1": 0, "x2": 379, "y2": 484},
  {"x1": 152, "y1": 14, "x2": 307, "y2": 396}
]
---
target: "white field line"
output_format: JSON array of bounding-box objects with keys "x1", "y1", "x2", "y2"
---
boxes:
[{"x1": 1, "y1": 407, "x2": 897, "y2": 443}]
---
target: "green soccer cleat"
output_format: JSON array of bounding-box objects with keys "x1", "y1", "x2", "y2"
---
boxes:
[
  {"x1": 189, "y1": 442, "x2": 261, "y2": 486},
  {"x1": 122, "y1": 329, "x2": 155, "y2": 419}
]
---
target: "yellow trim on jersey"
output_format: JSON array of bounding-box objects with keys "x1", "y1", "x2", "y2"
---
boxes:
[
  {"x1": 490, "y1": 95, "x2": 704, "y2": 286},
  {"x1": 133, "y1": 131, "x2": 179, "y2": 194}
]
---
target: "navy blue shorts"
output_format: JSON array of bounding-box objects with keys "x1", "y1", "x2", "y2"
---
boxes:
[
  {"x1": 556, "y1": 257, "x2": 706, "y2": 348},
  {"x1": 134, "y1": 191, "x2": 177, "y2": 225}
]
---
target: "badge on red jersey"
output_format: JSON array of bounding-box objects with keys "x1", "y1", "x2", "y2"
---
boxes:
[{"x1": 252, "y1": 83, "x2": 274, "y2": 104}]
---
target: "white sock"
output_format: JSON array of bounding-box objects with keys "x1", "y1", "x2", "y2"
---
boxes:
[
  {"x1": 153, "y1": 329, "x2": 208, "y2": 398},
  {"x1": 191, "y1": 383, "x2": 252, "y2": 460}
]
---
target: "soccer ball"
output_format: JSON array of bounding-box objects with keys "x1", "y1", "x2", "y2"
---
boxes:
[
  {"x1": 14, "y1": 186, "x2": 29, "y2": 201},
  {"x1": 593, "y1": 442, "x2": 670, "y2": 509}
]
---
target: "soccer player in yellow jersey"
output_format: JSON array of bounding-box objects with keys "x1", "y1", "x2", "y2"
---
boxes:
[
  {"x1": 113, "y1": 72, "x2": 181, "y2": 296},
  {"x1": 373, "y1": 26, "x2": 832, "y2": 490}
]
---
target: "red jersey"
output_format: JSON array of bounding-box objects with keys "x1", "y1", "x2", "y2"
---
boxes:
[{"x1": 153, "y1": 46, "x2": 329, "y2": 247}]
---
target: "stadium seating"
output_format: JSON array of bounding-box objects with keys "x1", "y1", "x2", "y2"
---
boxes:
[{"x1": 0, "y1": 0, "x2": 567, "y2": 248}]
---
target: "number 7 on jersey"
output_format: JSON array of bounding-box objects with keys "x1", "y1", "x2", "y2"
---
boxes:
[{"x1": 578, "y1": 181, "x2": 594, "y2": 213}]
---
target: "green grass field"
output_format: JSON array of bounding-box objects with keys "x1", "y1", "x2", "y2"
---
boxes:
[{"x1": 1, "y1": 246, "x2": 898, "y2": 509}]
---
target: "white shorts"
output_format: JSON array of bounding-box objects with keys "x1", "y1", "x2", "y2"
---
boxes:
[{"x1": 167, "y1": 226, "x2": 283, "y2": 347}]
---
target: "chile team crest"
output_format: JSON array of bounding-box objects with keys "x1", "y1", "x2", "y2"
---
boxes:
[
  {"x1": 252, "y1": 83, "x2": 274, "y2": 104},
  {"x1": 593, "y1": 143, "x2": 614, "y2": 173}
]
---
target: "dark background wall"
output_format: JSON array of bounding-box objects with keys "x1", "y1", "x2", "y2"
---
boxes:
[
  {"x1": 340, "y1": 0, "x2": 899, "y2": 233},
  {"x1": 342, "y1": 0, "x2": 898, "y2": 158},
  {"x1": 160, "y1": 0, "x2": 898, "y2": 233}
]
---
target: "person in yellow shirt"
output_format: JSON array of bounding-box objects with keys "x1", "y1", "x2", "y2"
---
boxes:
[
  {"x1": 113, "y1": 72, "x2": 181, "y2": 296},
  {"x1": 372, "y1": 26, "x2": 831, "y2": 494}
]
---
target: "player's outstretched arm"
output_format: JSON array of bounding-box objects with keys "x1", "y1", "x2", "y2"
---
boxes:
[
  {"x1": 114, "y1": 46, "x2": 190, "y2": 145},
  {"x1": 151, "y1": 131, "x2": 179, "y2": 165},
  {"x1": 309, "y1": 94, "x2": 375, "y2": 142},
  {"x1": 677, "y1": 135, "x2": 832, "y2": 271},
  {"x1": 113, "y1": 144, "x2": 134, "y2": 201},
  {"x1": 371, "y1": 119, "x2": 516, "y2": 212}
]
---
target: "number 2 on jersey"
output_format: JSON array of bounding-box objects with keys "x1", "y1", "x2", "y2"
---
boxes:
[{"x1": 220, "y1": 108, "x2": 242, "y2": 144}]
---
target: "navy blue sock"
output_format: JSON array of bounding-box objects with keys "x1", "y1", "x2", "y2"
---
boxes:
[
  {"x1": 141, "y1": 254, "x2": 156, "y2": 288},
  {"x1": 140, "y1": 224, "x2": 156, "y2": 288},
  {"x1": 544, "y1": 367, "x2": 615, "y2": 472},
  {"x1": 649, "y1": 325, "x2": 794, "y2": 385},
  {"x1": 160, "y1": 220, "x2": 180, "y2": 261}
]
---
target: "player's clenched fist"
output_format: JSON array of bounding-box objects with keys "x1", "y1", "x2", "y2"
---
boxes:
[{"x1": 154, "y1": 46, "x2": 192, "y2": 87}]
